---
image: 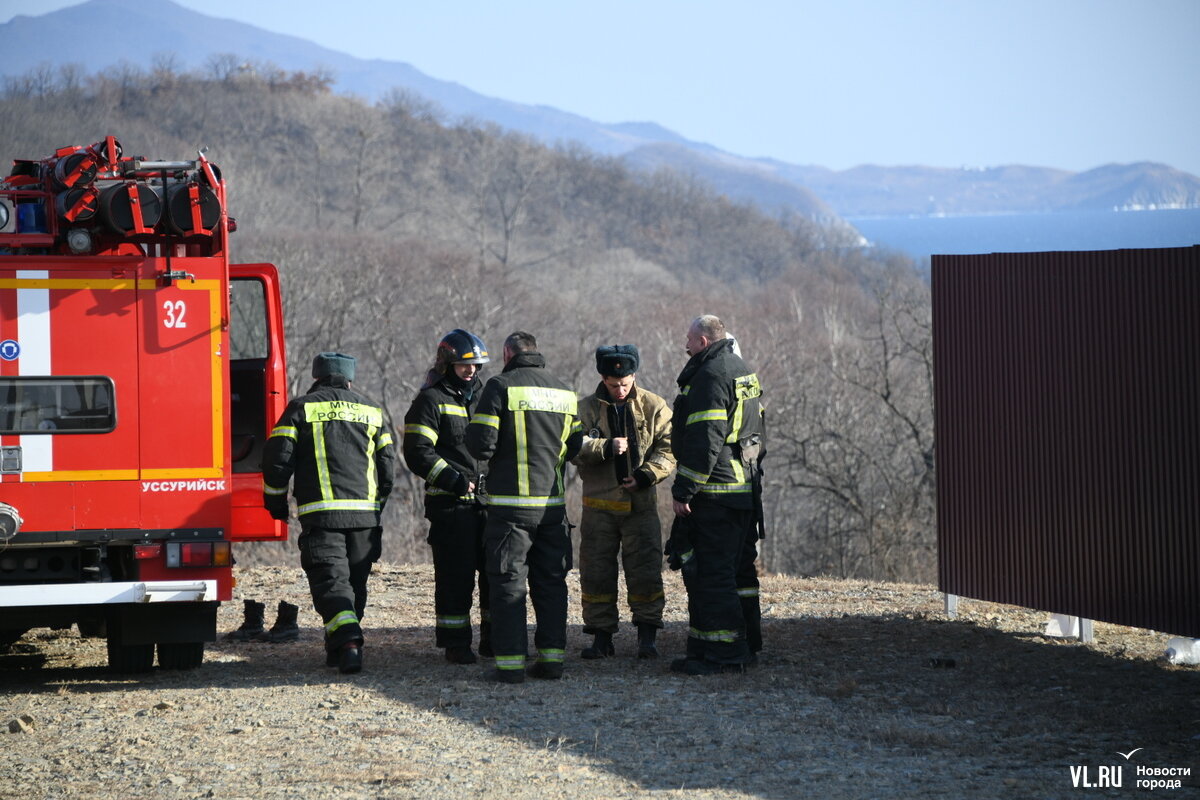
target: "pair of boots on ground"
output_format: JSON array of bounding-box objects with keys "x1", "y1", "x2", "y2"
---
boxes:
[
  {"x1": 581, "y1": 622, "x2": 659, "y2": 660},
  {"x1": 225, "y1": 599, "x2": 300, "y2": 643}
]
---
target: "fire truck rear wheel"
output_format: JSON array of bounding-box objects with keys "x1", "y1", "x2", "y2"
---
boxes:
[
  {"x1": 106, "y1": 639, "x2": 155, "y2": 673},
  {"x1": 157, "y1": 641, "x2": 205, "y2": 670}
]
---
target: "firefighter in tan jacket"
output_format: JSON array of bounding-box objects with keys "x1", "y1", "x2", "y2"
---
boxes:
[{"x1": 573, "y1": 345, "x2": 675, "y2": 659}]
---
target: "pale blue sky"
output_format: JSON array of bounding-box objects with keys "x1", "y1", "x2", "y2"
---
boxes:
[{"x1": 4, "y1": 0, "x2": 1198, "y2": 174}]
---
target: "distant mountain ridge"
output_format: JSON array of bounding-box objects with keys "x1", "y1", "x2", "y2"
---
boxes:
[
  {"x1": 4, "y1": 0, "x2": 1198, "y2": 219},
  {"x1": 0, "y1": 0, "x2": 696, "y2": 158},
  {"x1": 760, "y1": 160, "x2": 1200, "y2": 217}
]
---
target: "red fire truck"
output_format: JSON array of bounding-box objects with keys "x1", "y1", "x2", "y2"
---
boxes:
[{"x1": 0, "y1": 136, "x2": 288, "y2": 671}]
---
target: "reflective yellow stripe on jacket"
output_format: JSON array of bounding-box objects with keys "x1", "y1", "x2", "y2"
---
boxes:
[
  {"x1": 365, "y1": 424, "x2": 380, "y2": 503},
  {"x1": 726, "y1": 373, "x2": 762, "y2": 444},
  {"x1": 582, "y1": 496, "x2": 632, "y2": 513},
  {"x1": 487, "y1": 494, "x2": 568, "y2": 509},
  {"x1": 404, "y1": 423, "x2": 437, "y2": 446},
  {"x1": 298, "y1": 498, "x2": 382, "y2": 515},
  {"x1": 686, "y1": 408, "x2": 727, "y2": 425}
]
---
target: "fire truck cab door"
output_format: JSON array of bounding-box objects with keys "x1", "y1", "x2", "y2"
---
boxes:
[{"x1": 228, "y1": 263, "x2": 288, "y2": 541}]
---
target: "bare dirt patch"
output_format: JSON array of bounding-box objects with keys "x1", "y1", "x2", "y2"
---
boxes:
[{"x1": 3, "y1": 565, "x2": 1197, "y2": 799}]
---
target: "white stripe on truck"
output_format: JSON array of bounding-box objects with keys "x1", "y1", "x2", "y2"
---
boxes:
[{"x1": 16, "y1": 270, "x2": 52, "y2": 474}]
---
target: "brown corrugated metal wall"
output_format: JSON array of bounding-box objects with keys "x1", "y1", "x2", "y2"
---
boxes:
[{"x1": 933, "y1": 246, "x2": 1200, "y2": 638}]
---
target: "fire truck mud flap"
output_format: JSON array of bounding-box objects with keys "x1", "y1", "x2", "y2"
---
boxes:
[
  {"x1": 106, "y1": 601, "x2": 217, "y2": 673},
  {"x1": 106, "y1": 600, "x2": 217, "y2": 643}
]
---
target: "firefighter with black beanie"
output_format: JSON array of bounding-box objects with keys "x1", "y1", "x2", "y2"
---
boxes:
[
  {"x1": 465, "y1": 331, "x2": 583, "y2": 683},
  {"x1": 261, "y1": 352, "x2": 395, "y2": 674},
  {"x1": 402, "y1": 329, "x2": 492, "y2": 664}
]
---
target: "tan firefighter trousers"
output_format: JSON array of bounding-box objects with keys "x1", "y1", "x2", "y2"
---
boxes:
[{"x1": 578, "y1": 505, "x2": 665, "y2": 633}]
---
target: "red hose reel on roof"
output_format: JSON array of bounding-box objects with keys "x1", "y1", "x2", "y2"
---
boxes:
[{"x1": 0, "y1": 134, "x2": 226, "y2": 254}]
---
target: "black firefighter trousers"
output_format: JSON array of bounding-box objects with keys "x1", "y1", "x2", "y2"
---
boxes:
[
  {"x1": 425, "y1": 498, "x2": 491, "y2": 649},
  {"x1": 484, "y1": 511, "x2": 572, "y2": 675},
  {"x1": 678, "y1": 497, "x2": 761, "y2": 665},
  {"x1": 298, "y1": 524, "x2": 382, "y2": 652}
]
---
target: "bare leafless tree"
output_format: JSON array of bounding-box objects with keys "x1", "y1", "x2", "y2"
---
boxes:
[{"x1": 0, "y1": 69, "x2": 935, "y2": 578}]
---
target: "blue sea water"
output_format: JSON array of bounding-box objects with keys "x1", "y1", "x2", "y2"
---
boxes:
[{"x1": 846, "y1": 208, "x2": 1200, "y2": 264}]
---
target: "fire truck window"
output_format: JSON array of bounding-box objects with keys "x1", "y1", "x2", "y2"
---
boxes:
[
  {"x1": 0, "y1": 377, "x2": 115, "y2": 434},
  {"x1": 230, "y1": 279, "x2": 268, "y2": 361}
]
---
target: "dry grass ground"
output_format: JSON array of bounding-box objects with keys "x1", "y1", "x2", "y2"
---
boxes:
[{"x1": 2, "y1": 564, "x2": 1197, "y2": 799}]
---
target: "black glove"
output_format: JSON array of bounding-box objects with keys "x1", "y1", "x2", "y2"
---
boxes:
[
  {"x1": 268, "y1": 504, "x2": 289, "y2": 522},
  {"x1": 665, "y1": 517, "x2": 693, "y2": 573},
  {"x1": 632, "y1": 468, "x2": 653, "y2": 490}
]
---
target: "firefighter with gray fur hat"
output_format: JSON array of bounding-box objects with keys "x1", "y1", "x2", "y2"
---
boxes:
[
  {"x1": 261, "y1": 352, "x2": 396, "y2": 674},
  {"x1": 573, "y1": 344, "x2": 675, "y2": 659}
]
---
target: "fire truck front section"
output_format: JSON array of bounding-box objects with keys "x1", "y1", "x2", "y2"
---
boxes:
[{"x1": 0, "y1": 137, "x2": 288, "y2": 672}]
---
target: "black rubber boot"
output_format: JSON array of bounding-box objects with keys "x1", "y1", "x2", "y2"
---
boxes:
[
  {"x1": 224, "y1": 600, "x2": 265, "y2": 642},
  {"x1": 485, "y1": 668, "x2": 525, "y2": 684},
  {"x1": 527, "y1": 661, "x2": 563, "y2": 679},
  {"x1": 256, "y1": 601, "x2": 300, "y2": 643},
  {"x1": 636, "y1": 623, "x2": 659, "y2": 659},
  {"x1": 670, "y1": 657, "x2": 745, "y2": 676},
  {"x1": 445, "y1": 646, "x2": 478, "y2": 664},
  {"x1": 338, "y1": 642, "x2": 363, "y2": 674},
  {"x1": 580, "y1": 631, "x2": 615, "y2": 659}
]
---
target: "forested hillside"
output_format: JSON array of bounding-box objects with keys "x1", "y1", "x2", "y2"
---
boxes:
[{"x1": 0, "y1": 63, "x2": 935, "y2": 581}]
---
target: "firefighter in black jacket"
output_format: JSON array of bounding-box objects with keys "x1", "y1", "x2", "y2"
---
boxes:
[
  {"x1": 668, "y1": 316, "x2": 765, "y2": 675},
  {"x1": 403, "y1": 329, "x2": 492, "y2": 664},
  {"x1": 465, "y1": 331, "x2": 583, "y2": 683},
  {"x1": 261, "y1": 353, "x2": 396, "y2": 674}
]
